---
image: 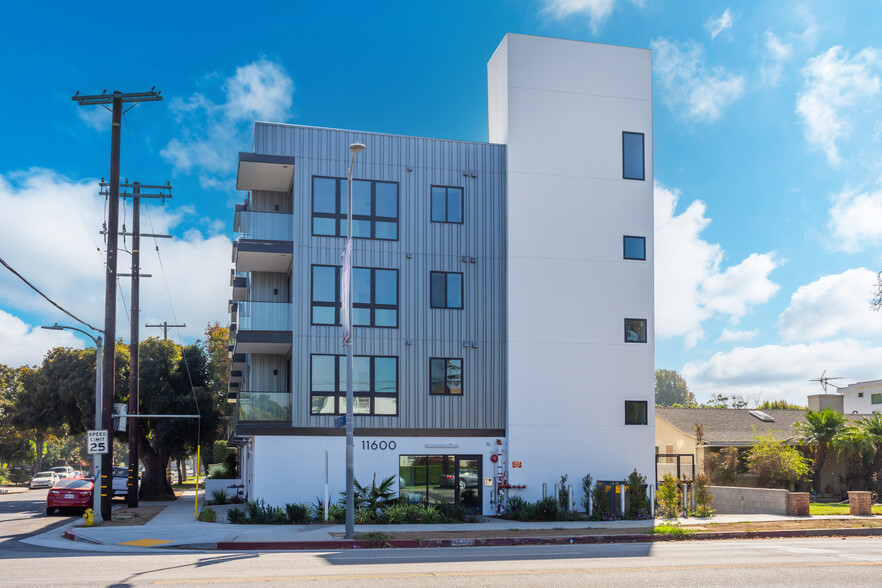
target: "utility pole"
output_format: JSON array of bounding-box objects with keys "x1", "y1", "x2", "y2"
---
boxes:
[
  {"x1": 102, "y1": 180, "x2": 172, "y2": 507},
  {"x1": 73, "y1": 89, "x2": 162, "y2": 521},
  {"x1": 145, "y1": 321, "x2": 185, "y2": 340}
]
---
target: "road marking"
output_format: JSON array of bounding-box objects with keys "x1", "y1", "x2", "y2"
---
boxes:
[
  {"x1": 151, "y1": 560, "x2": 882, "y2": 584},
  {"x1": 120, "y1": 539, "x2": 175, "y2": 547}
]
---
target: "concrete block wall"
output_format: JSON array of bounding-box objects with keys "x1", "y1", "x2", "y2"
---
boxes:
[{"x1": 709, "y1": 486, "x2": 789, "y2": 515}]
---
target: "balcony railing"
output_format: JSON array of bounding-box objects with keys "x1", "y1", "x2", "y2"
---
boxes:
[
  {"x1": 238, "y1": 301, "x2": 291, "y2": 331},
  {"x1": 237, "y1": 211, "x2": 292, "y2": 241},
  {"x1": 238, "y1": 391, "x2": 291, "y2": 422}
]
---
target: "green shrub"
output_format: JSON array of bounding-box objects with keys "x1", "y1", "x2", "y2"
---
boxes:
[
  {"x1": 197, "y1": 507, "x2": 217, "y2": 523},
  {"x1": 580, "y1": 474, "x2": 593, "y2": 513},
  {"x1": 421, "y1": 505, "x2": 441, "y2": 524},
  {"x1": 226, "y1": 507, "x2": 246, "y2": 524},
  {"x1": 624, "y1": 469, "x2": 651, "y2": 520},
  {"x1": 656, "y1": 473, "x2": 680, "y2": 519},
  {"x1": 558, "y1": 474, "x2": 570, "y2": 510},
  {"x1": 650, "y1": 522, "x2": 693, "y2": 537},
  {"x1": 244, "y1": 499, "x2": 286, "y2": 524},
  {"x1": 746, "y1": 432, "x2": 809, "y2": 489},
  {"x1": 354, "y1": 506, "x2": 374, "y2": 524},
  {"x1": 285, "y1": 502, "x2": 313, "y2": 524},
  {"x1": 504, "y1": 495, "x2": 530, "y2": 520},
  {"x1": 530, "y1": 496, "x2": 561, "y2": 521},
  {"x1": 208, "y1": 489, "x2": 227, "y2": 505},
  {"x1": 327, "y1": 503, "x2": 345, "y2": 523},
  {"x1": 380, "y1": 503, "x2": 407, "y2": 524},
  {"x1": 343, "y1": 474, "x2": 398, "y2": 512},
  {"x1": 435, "y1": 502, "x2": 467, "y2": 522},
  {"x1": 591, "y1": 483, "x2": 611, "y2": 520},
  {"x1": 403, "y1": 504, "x2": 424, "y2": 523},
  {"x1": 693, "y1": 472, "x2": 714, "y2": 517}
]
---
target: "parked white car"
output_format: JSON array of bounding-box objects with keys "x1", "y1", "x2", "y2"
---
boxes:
[
  {"x1": 30, "y1": 471, "x2": 60, "y2": 489},
  {"x1": 49, "y1": 466, "x2": 76, "y2": 479}
]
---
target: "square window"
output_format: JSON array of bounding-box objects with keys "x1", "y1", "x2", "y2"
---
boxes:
[
  {"x1": 311, "y1": 264, "x2": 398, "y2": 328},
  {"x1": 623, "y1": 236, "x2": 646, "y2": 260},
  {"x1": 872, "y1": 393, "x2": 882, "y2": 405},
  {"x1": 431, "y1": 186, "x2": 464, "y2": 223},
  {"x1": 859, "y1": 392, "x2": 864, "y2": 398},
  {"x1": 625, "y1": 400, "x2": 648, "y2": 425},
  {"x1": 311, "y1": 176, "x2": 399, "y2": 240},
  {"x1": 310, "y1": 354, "x2": 398, "y2": 416},
  {"x1": 430, "y1": 358, "x2": 463, "y2": 395},
  {"x1": 430, "y1": 271, "x2": 463, "y2": 309},
  {"x1": 625, "y1": 318, "x2": 647, "y2": 343},
  {"x1": 622, "y1": 132, "x2": 645, "y2": 181}
]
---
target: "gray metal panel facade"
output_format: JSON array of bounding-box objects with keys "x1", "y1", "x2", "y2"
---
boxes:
[{"x1": 249, "y1": 123, "x2": 507, "y2": 431}]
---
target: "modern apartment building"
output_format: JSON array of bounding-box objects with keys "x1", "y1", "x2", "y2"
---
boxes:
[{"x1": 228, "y1": 34, "x2": 654, "y2": 515}]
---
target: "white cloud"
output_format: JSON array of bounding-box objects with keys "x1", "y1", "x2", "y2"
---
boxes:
[
  {"x1": 828, "y1": 188, "x2": 882, "y2": 253},
  {"x1": 651, "y1": 38, "x2": 745, "y2": 123},
  {"x1": 655, "y1": 182, "x2": 779, "y2": 348},
  {"x1": 77, "y1": 107, "x2": 110, "y2": 132},
  {"x1": 683, "y1": 339, "x2": 882, "y2": 406},
  {"x1": 0, "y1": 168, "x2": 232, "y2": 367},
  {"x1": 541, "y1": 0, "x2": 642, "y2": 33},
  {"x1": 161, "y1": 59, "x2": 294, "y2": 187},
  {"x1": 717, "y1": 328, "x2": 758, "y2": 343},
  {"x1": 705, "y1": 9, "x2": 734, "y2": 40},
  {"x1": 796, "y1": 46, "x2": 881, "y2": 166},
  {"x1": 0, "y1": 309, "x2": 83, "y2": 367},
  {"x1": 760, "y1": 31, "x2": 793, "y2": 86},
  {"x1": 776, "y1": 268, "x2": 882, "y2": 342}
]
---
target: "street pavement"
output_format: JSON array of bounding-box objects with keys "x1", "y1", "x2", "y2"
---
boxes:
[{"x1": 44, "y1": 489, "x2": 882, "y2": 551}]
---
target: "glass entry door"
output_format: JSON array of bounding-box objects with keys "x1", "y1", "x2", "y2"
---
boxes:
[
  {"x1": 399, "y1": 454, "x2": 482, "y2": 513},
  {"x1": 457, "y1": 456, "x2": 480, "y2": 513}
]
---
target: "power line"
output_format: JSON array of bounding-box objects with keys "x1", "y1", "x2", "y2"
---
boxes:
[{"x1": 0, "y1": 255, "x2": 102, "y2": 333}]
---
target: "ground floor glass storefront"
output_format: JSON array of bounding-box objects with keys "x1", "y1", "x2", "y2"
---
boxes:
[{"x1": 399, "y1": 455, "x2": 481, "y2": 513}]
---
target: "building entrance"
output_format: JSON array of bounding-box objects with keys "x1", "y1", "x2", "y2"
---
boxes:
[{"x1": 399, "y1": 454, "x2": 481, "y2": 513}]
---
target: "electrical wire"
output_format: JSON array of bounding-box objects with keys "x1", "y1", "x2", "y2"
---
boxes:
[{"x1": 0, "y1": 255, "x2": 103, "y2": 333}]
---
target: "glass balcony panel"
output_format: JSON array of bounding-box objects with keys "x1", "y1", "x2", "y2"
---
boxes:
[
  {"x1": 238, "y1": 301, "x2": 292, "y2": 331},
  {"x1": 237, "y1": 211, "x2": 293, "y2": 241},
  {"x1": 237, "y1": 391, "x2": 291, "y2": 422}
]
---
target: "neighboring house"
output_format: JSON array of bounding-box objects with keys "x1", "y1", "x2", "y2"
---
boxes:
[
  {"x1": 227, "y1": 34, "x2": 655, "y2": 515},
  {"x1": 656, "y1": 406, "x2": 863, "y2": 493},
  {"x1": 837, "y1": 380, "x2": 882, "y2": 414}
]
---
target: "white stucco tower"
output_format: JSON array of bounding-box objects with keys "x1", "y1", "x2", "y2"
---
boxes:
[{"x1": 488, "y1": 34, "x2": 655, "y2": 502}]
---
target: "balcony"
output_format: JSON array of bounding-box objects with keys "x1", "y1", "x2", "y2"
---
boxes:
[
  {"x1": 235, "y1": 210, "x2": 293, "y2": 242},
  {"x1": 237, "y1": 391, "x2": 291, "y2": 422},
  {"x1": 233, "y1": 301, "x2": 292, "y2": 355},
  {"x1": 236, "y1": 152, "x2": 295, "y2": 192},
  {"x1": 231, "y1": 271, "x2": 247, "y2": 301},
  {"x1": 233, "y1": 239, "x2": 293, "y2": 273}
]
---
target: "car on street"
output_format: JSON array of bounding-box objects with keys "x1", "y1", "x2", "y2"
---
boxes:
[
  {"x1": 29, "y1": 471, "x2": 60, "y2": 489},
  {"x1": 112, "y1": 466, "x2": 129, "y2": 497},
  {"x1": 49, "y1": 466, "x2": 76, "y2": 479},
  {"x1": 46, "y1": 478, "x2": 94, "y2": 515}
]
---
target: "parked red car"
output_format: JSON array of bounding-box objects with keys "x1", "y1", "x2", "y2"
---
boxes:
[{"x1": 46, "y1": 478, "x2": 94, "y2": 515}]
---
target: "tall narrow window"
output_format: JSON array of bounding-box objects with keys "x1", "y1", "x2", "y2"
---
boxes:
[
  {"x1": 311, "y1": 265, "x2": 398, "y2": 327},
  {"x1": 624, "y1": 318, "x2": 647, "y2": 343},
  {"x1": 623, "y1": 235, "x2": 646, "y2": 260},
  {"x1": 310, "y1": 354, "x2": 398, "y2": 416},
  {"x1": 431, "y1": 186, "x2": 463, "y2": 223},
  {"x1": 312, "y1": 176, "x2": 399, "y2": 240},
  {"x1": 622, "y1": 132, "x2": 645, "y2": 181},
  {"x1": 430, "y1": 358, "x2": 463, "y2": 395},
  {"x1": 430, "y1": 272, "x2": 463, "y2": 309}
]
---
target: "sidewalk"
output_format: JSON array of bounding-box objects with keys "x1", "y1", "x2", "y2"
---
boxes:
[{"x1": 64, "y1": 490, "x2": 882, "y2": 551}]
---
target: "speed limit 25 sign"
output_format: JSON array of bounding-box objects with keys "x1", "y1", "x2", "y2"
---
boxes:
[{"x1": 87, "y1": 429, "x2": 109, "y2": 454}]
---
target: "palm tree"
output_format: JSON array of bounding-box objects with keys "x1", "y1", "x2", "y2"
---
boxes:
[
  {"x1": 793, "y1": 409, "x2": 847, "y2": 492},
  {"x1": 858, "y1": 413, "x2": 882, "y2": 484},
  {"x1": 832, "y1": 425, "x2": 872, "y2": 490}
]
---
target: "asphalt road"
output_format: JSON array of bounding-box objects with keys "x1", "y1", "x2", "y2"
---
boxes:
[{"x1": 3, "y1": 491, "x2": 882, "y2": 587}]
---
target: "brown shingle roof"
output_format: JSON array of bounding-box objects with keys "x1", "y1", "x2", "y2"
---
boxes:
[{"x1": 655, "y1": 407, "x2": 866, "y2": 446}]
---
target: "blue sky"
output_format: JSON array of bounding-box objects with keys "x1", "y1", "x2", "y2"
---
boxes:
[{"x1": 2, "y1": 0, "x2": 882, "y2": 405}]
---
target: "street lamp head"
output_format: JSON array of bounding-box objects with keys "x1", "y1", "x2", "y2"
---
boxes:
[
  {"x1": 41, "y1": 324, "x2": 63, "y2": 331},
  {"x1": 349, "y1": 142, "x2": 365, "y2": 155}
]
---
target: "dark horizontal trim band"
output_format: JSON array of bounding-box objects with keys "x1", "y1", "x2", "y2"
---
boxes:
[{"x1": 234, "y1": 425, "x2": 505, "y2": 437}]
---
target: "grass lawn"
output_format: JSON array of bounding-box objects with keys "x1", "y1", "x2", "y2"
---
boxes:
[{"x1": 809, "y1": 502, "x2": 882, "y2": 515}]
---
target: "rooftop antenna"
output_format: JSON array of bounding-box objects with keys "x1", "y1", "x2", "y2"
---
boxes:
[{"x1": 810, "y1": 370, "x2": 846, "y2": 393}]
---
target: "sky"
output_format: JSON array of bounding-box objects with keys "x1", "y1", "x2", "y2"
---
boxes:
[{"x1": 2, "y1": 0, "x2": 882, "y2": 406}]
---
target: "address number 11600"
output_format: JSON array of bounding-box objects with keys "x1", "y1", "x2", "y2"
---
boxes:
[{"x1": 360, "y1": 440, "x2": 397, "y2": 451}]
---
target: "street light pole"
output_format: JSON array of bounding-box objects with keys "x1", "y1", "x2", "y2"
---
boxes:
[
  {"x1": 344, "y1": 141, "x2": 365, "y2": 539},
  {"x1": 41, "y1": 324, "x2": 103, "y2": 524}
]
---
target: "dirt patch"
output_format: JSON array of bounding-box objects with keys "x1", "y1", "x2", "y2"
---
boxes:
[
  {"x1": 687, "y1": 519, "x2": 882, "y2": 533},
  {"x1": 99, "y1": 505, "x2": 167, "y2": 526}
]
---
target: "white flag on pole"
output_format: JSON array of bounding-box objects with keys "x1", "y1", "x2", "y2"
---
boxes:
[{"x1": 341, "y1": 238, "x2": 352, "y2": 345}]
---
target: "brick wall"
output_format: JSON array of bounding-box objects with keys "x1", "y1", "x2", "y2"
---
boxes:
[
  {"x1": 709, "y1": 486, "x2": 789, "y2": 515},
  {"x1": 848, "y1": 491, "x2": 872, "y2": 516},
  {"x1": 788, "y1": 492, "x2": 809, "y2": 516}
]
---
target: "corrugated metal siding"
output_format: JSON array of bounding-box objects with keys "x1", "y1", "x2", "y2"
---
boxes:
[
  {"x1": 249, "y1": 272, "x2": 290, "y2": 303},
  {"x1": 253, "y1": 123, "x2": 507, "y2": 431},
  {"x1": 248, "y1": 354, "x2": 289, "y2": 392},
  {"x1": 251, "y1": 190, "x2": 292, "y2": 213}
]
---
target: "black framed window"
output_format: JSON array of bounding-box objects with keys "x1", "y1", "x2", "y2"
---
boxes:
[
  {"x1": 625, "y1": 318, "x2": 647, "y2": 343},
  {"x1": 625, "y1": 401, "x2": 648, "y2": 425},
  {"x1": 430, "y1": 271, "x2": 463, "y2": 309},
  {"x1": 312, "y1": 176, "x2": 398, "y2": 240},
  {"x1": 310, "y1": 354, "x2": 397, "y2": 416},
  {"x1": 622, "y1": 132, "x2": 645, "y2": 181},
  {"x1": 311, "y1": 264, "x2": 398, "y2": 327},
  {"x1": 430, "y1": 358, "x2": 463, "y2": 395},
  {"x1": 872, "y1": 393, "x2": 882, "y2": 405},
  {"x1": 623, "y1": 235, "x2": 646, "y2": 260},
  {"x1": 431, "y1": 186, "x2": 463, "y2": 223}
]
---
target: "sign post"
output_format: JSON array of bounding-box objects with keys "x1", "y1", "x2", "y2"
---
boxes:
[
  {"x1": 87, "y1": 430, "x2": 109, "y2": 455},
  {"x1": 86, "y1": 429, "x2": 108, "y2": 525}
]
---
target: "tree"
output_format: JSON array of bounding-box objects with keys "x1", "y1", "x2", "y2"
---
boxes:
[
  {"x1": 746, "y1": 432, "x2": 809, "y2": 489},
  {"x1": 858, "y1": 413, "x2": 882, "y2": 485},
  {"x1": 758, "y1": 400, "x2": 806, "y2": 410},
  {"x1": 199, "y1": 323, "x2": 231, "y2": 474},
  {"x1": 655, "y1": 369, "x2": 696, "y2": 407},
  {"x1": 0, "y1": 365, "x2": 37, "y2": 470},
  {"x1": 832, "y1": 425, "x2": 873, "y2": 490},
  {"x1": 793, "y1": 409, "x2": 847, "y2": 492},
  {"x1": 136, "y1": 338, "x2": 221, "y2": 500}
]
